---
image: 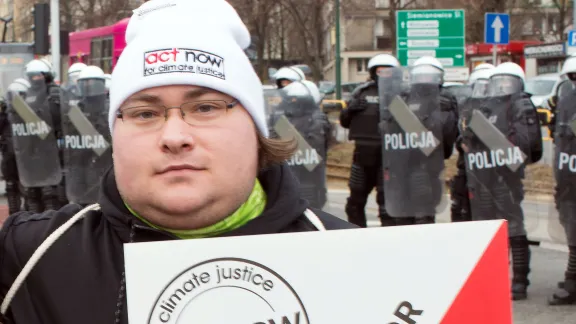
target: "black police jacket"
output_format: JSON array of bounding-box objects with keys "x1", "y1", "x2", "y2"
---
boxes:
[{"x1": 0, "y1": 164, "x2": 356, "y2": 324}]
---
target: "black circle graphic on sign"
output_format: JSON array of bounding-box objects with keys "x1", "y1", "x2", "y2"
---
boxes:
[{"x1": 147, "y1": 257, "x2": 310, "y2": 324}]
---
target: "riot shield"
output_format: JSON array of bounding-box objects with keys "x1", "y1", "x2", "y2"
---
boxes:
[
  {"x1": 60, "y1": 82, "x2": 112, "y2": 204},
  {"x1": 379, "y1": 68, "x2": 448, "y2": 218},
  {"x1": 461, "y1": 94, "x2": 530, "y2": 237},
  {"x1": 263, "y1": 88, "x2": 283, "y2": 127},
  {"x1": 8, "y1": 83, "x2": 62, "y2": 188},
  {"x1": 549, "y1": 93, "x2": 576, "y2": 245},
  {"x1": 269, "y1": 82, "x2": 327, "y2": 209}
]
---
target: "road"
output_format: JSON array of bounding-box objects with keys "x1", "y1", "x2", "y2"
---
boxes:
[
  {"x1": 0, "y1": 183, "x2": 573, "y2": 322},
  {"x1": 324, "y1": 189, "x2": 575, "y2": 323}
]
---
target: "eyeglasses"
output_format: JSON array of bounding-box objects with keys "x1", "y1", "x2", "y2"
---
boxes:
[{"x1": 116, "y1": 100, "x2": 238, "y2": 130}]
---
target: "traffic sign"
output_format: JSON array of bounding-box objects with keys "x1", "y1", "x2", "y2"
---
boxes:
[
  {"x1": 568, "y1": 30, "x2": 576, "y2": 47},
  {"x1": 484, "y1": 13, "x2": 509, "y2": 45},
  {"x1": 396, "y1": 9, "x2": 466, "y2": 67}
]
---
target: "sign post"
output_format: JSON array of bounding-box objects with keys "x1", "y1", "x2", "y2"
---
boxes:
[
  {"x1": 484, "y1": 13, "x2": 510, "y2": 66},
  {"x1": 396, "y1": 9, "x2": 466, "y2": 68}
]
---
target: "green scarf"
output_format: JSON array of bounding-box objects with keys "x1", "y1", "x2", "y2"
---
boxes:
[{"x1": 124, "y1": 179, "x2": 267, "y2": 239}]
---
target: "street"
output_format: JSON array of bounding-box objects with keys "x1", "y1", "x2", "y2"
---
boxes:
[{"x1": 324, "y1": 189, "x2": 576, "y2": 323}]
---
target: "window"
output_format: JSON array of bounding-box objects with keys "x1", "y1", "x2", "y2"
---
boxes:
[
  {"x1": 89, "y1": 37, "x2": 113, "y2": 73},
  {"x1": 356, "y1": 58, "x2": 370, "y2": 72}
]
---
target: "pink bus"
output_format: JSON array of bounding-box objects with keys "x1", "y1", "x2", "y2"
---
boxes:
[{"x1": 68, "y1": 18, "x2": 130, "y2": 74}]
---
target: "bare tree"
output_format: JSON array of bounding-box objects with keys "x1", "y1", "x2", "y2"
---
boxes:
[
  {"x1": 228, "y1": 0, "x2": 278, "y2": 80},
  {"x1": 550, "y1": 0, "x2": 573, "y2": 40}
]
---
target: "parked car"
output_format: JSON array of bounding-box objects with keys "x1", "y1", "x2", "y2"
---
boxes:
[{"x1": 525, "y1": 73, "x2": 562, "y2": 108}]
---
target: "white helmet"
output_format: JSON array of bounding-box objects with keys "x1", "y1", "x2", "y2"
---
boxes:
[
  {"x1": 274, "y1": 67, "x2": 305, "y2": 82},
  {"x1": 469, "y1": 67, "x2": 494, "y2": 84},
  {"x1": 7, "y1": 78, "x2": 30, "y2": 93},
  {"x1": 413, "y1": 56, "x2": 444, "y2": 72},
  {"x1": 561, "y1": 57, "x2": 576, "y2": 75},
  {"x1": 491, "y1": 62, "x2": 525, "y2": 83},
  {"x1": 301, "y1": 80, "x2": 322, "y2": 105},
  {"x1": 473, "y1": 63, "x2": 495, "y2": 71},
  {"x1": 367, "y1": 54, "x2": 399, "y2": 70},
  {"x1": 25, "y1": 59, "x2": 52, "y2": 74},
  {"x1": 68, "y1": 62, "x2": 87, "y2": 75},
  {"x1": 289, "y1": 66, "x2": 306, "y2": 80},
  {"x1": 103, "y1": 74, "x2": 112, "y2": 90},
  {"x1": 78, "y1": 65, "x2": 105, "y2": 81}
]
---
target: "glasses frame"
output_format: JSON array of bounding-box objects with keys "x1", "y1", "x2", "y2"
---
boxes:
[{"x1": 116, "y1": 99, "x2": 239, "y2": 126}]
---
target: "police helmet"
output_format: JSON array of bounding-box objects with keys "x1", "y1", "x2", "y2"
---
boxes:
[
  {"x1": 469, "y1": 67, "x2": 494, "y2": 84},
  {"x1": 473, "y1": 63, "x2": 495, "y2": 71},
  {"x1": 78, "y1": 65, "x2": 105, "y2": 80},
  {"x1": 7, "y1": 78, "x2": 30, "y2": 94},
  {"x1": 103, "y1": 74, "x2": 112, "y2": 90},
  {"x1": 367, "y1": 54, "x2": 399, "y2": 80},
  {"x1": 491, "y1": 62, "x2": 525, "y2": 84},
  {"x1": 487, "y1": 62, "x2": 525, "y2": 96},
  {"x1": 274, "y1": 66, "x2": 305, "y2": 88},
  {"x1": 68, "y1": 62, "x2": 87, "y2": 75},
  {"x1": 410, "y1": 56, "x2": 444, "y2": 84},
  {"x1": 561, "y1": 56, "x2": 576, "y2": 76},
  {"x1": 78, "y1": 66, "x2": 107, "y2": 96},
  {"x1": 26, "y1": 59, "x2": 52, "y2": 74},
  {"x1": 301, "y1": 80, "x2": 322, "y2": 105}
]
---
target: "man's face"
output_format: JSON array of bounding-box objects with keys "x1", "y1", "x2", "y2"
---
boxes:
[
  {"x1": 280, "y1": 79, "x2": 292, "y2": 88},
  {"x1": 113, "y1": 85, "x2": 259, "y2": 229}
]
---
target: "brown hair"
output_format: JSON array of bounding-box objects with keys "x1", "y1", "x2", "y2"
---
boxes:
[{"x1": 257, "y1": 131, "x2": 297, "y2": 169}]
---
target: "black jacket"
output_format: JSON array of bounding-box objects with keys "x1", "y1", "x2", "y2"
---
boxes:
[{"x1": 0, "y1": 164, "x2": 355, "y2": 324}]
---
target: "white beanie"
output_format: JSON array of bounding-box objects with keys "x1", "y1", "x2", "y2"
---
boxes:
[{"x1": 109, "y1": 0, "x2": 268, "y2": 136}]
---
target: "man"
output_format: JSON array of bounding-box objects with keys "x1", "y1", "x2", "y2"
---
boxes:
[
  {"x1": 548, "y1": 57, "x2": 576, "y2": 305},
  {"x1": 460, "y1": 62, "x2": 542, "y2": 300},
  {"x1": 0, "y1": 1, "x2": 355, "y2": 323},
  {"x1": 450, "y1": 67, "x2": 493, "y2": 223},
  {"x1": 339, "y1": 53, "x2": 399, "y2": 227},
  {"x1": 0, "y1": 79, "x2": 29, "y2": 214}
]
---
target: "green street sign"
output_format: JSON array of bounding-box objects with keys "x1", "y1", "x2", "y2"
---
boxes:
[
  {"x1": 397, "y1": 48, "x2": 466, "y2": 67},
  {"x1": 396, "y1": 9, "x2": 466, "y2": 67}
]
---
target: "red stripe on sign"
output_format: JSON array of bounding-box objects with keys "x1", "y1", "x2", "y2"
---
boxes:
[{"x1": 441, "y1": 221, "x2": 512, "y2": 324}]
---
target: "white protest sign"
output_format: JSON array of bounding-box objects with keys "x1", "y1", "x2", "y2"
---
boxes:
[{"x1": 124, "y1": 220, "x2": 511, "y2": 324}]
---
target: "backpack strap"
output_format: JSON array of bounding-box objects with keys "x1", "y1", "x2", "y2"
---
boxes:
[{"x1": 0, "y1": 204, "x2": 101, "y2": 316}]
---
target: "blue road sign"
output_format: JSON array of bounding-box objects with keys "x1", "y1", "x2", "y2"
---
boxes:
[
  {"x1": 569, "y1": 30, "x2": 576, "y2": 47},
  {"x1": 485, "y1": 13, "x2": 509, "y2": 45}
]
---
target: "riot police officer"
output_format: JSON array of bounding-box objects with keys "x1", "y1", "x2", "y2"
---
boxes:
[
  {"x1": 0, "y1": 78, "x2": 30, "y2": 214},
  {"x1": 382, "y1": 56, "x2": 458, "y2": 225},
  {"x1": 11, "y1": 59, "x2": 64, "y2": 212},
  {"x1": 461, "y1": 62, "x2": 542, "y2": 300},
  {"x1": 450, "y1": 67, "x2": 493, "y2": 223},
  {"x1": 267, "y1": 80, "x2": 329, "y2": 209},
  {"x1": 61, "y1": 65, "x2": 113, "y2": 207},
  {"x1": 548, "y1": 57, "x2": 576, "y2": 305},
  {"x1": 274, "y1": 66, "x2": 305, "y2": 89},
  {"x1": 340, "y1": 53, "x2": 399, "y2": 227}
]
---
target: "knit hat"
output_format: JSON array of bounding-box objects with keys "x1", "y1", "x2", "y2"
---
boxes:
[{"x1": 109, "y1": 0, "x2": 267, "y2": 136}]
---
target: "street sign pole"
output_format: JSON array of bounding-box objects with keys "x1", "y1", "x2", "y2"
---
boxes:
[
  {"x1": 50, "y1": 0, "x2": 60, "y2": 82},
  {"x1": 492, "y1": 46, "x2": 497, "y2": 66},
  {"x1": 485, "y1": 13, "x2": 510, "y2": 66}
]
